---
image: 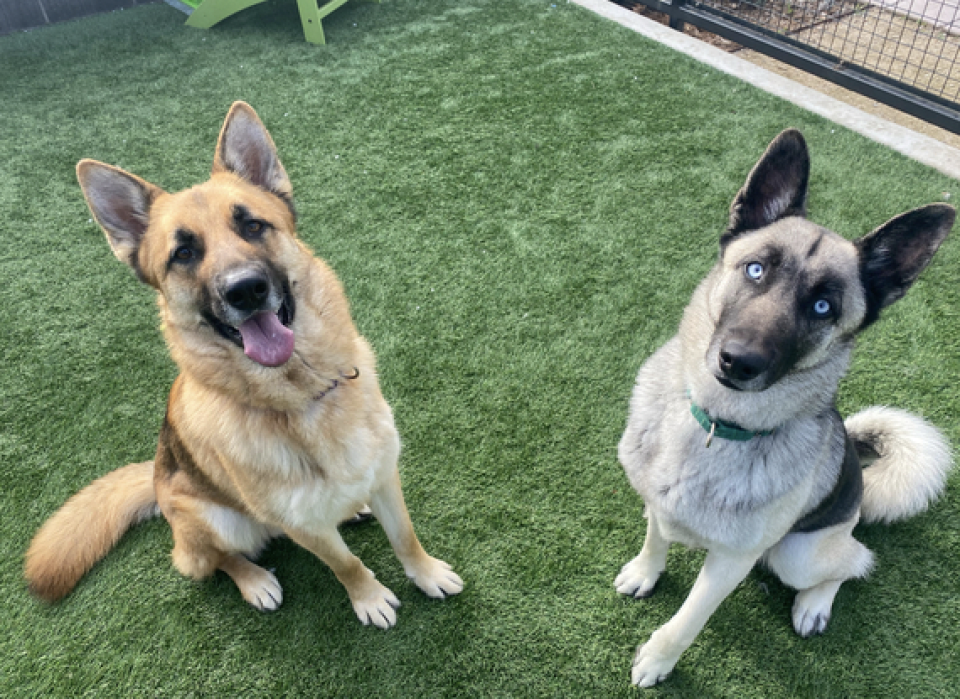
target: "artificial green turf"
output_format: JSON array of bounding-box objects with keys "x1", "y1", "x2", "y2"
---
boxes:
[{"x1": 2, "y1": 0, "x2": 959, "y2": 695}]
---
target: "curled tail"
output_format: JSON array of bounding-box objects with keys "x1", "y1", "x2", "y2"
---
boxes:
[
  {"x1": 845, "y1": 407, "x2": 953, "y2": 525},
  {"x1": 25, "y1": 461, "x2": 158, "y2": 601}
]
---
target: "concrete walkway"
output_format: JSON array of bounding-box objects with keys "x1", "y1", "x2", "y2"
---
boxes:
[
  {"x1": 573, "y1": 0, "x2": 960, "y2": 180},
  {"x1": 875, "y1": 0, "x2": 960, "y2": 33}
]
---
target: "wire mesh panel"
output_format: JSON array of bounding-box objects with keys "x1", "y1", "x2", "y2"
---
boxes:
[
  {"x1": 699, "y1": 0, "x2": 960, "y2": 103},
  {"x1": 615, "y1": 0, "x2": 960, "y2": 130}
]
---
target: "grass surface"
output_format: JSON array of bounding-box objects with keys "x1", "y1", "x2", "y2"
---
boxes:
[{"x1": 2, "y1": 0, "x2": 959, "y2": 696}]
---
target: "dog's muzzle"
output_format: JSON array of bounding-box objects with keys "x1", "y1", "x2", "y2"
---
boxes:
[
  {"x1": 207, "y1": 267, "x2": 296, "y2": 368},
  {"x1": 713, "y1": 332, "x2": 791, "y2": 392},
  {"x1": 717, "y1": 339, "x2": 770, "y2": 388}
]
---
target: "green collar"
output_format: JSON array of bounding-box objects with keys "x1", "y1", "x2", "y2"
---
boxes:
[{"x1": 689, "y1": 401, "x2": 775, "y2": 447}]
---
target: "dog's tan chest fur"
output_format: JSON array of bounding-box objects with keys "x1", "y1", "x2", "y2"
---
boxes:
[{"x1": 170, "y1": 360, "x2": 396, "y2": 525}]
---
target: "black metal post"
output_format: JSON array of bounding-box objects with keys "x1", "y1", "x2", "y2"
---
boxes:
[{"x1": 668, "y1": 0, "x2": 685, "y2": 31}]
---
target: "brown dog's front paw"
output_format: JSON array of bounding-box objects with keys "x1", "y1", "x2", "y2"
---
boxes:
[
  {"x1": 350, "y1": 577, "x2": 401, "y2": 629},
  {"x1": 406, "y1": 556, "x2": 464, "y2": 599}
]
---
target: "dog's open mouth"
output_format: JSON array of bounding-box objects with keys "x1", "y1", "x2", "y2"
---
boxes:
[
  {"x1": 715, "y1": 375, "x2": 744, "y2": 391},
  {"x1": 208, "y1": 288, "x2": 296, "y2": 368}
]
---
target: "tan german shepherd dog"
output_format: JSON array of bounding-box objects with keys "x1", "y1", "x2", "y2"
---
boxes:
[{"x1": 25, "y1": 102, "x2": 463, "y2": 627}]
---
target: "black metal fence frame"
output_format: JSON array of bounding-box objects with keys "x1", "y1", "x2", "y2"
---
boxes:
[{"x1": 626, "y1": 0, "x2": 960, "y2": 134}]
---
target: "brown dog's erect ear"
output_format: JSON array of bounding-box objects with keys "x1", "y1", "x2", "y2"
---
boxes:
[
  {"x1": 77, "y1": 159, "x2": 165, "y2": 278},
  {"x1": 723, "y1": 129, "x2": 810, "y2": 248},
  {"x1": 213, "y1": 101, "x2": 293, "y2": 202},
  {"x1": 856, "y1": 203, "x2": 955, "y2": 328}
]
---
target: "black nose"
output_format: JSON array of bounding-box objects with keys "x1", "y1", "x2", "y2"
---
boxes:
[
  {"x1": 223, "y1": 272, "x2": 270, "y2": 313},
  {"x1": 718, "y1": 341, "x2": 770, "y2": 382}
]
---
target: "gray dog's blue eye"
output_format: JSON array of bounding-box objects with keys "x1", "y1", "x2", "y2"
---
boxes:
[
  {"x1": 745, "y1": 262, "x2": 764, "y2": 280},
  {"x1": 813, "y1": 299, "x2": 831, "y2": 315}
]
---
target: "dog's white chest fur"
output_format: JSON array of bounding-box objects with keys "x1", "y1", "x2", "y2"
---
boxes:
[
  {"x1": 264, "y1": 424, "x2": 385, "y2": 530},
  {"x1": 619, "y1": 339, "x2": 829, "y2": 551},
  {"x1": 179, "y1": 385, "x2": 400, "y2": 531}
]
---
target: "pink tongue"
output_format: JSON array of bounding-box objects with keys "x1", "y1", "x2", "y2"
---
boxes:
[{"x1": 238, "y1": 312, "x2": 295, "y2": 367}]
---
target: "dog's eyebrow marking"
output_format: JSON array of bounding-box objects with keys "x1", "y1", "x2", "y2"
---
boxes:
[
  {"x1": 232, "y1": 204, "x2": 251, "y2": 222},
  {"x1": 813, "y1": 275, "x2": 845, "y2": 296},
  {"x1": 165, "y1": 228, "x2": 204, "y2": 275},
  {"x1": 735, "y1": 245, "x2": 780, "y2": 269},
  {"x1": 231, "y1": 204, "x2": 273, "y2": 241},
  {"x1": 806, "y1": 232, "x2": 824, "y2": 258},
  {"x1": 233, "y1": 191, "x2": 296, "y2": 226},
  {"x1": 175, "y1": 228, "x2": 201, "y2": 249}
]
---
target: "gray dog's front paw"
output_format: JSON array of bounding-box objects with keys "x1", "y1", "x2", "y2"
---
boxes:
[
  {"x1": 631, "y1": 637, "x2": 679, "y2": 688},
  {"x1": 615, "y1": 554, "x2": 662, "y2": 599}
]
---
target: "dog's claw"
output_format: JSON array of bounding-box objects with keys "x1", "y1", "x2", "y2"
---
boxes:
[
  {"x1": 241, "y1": 568, "x2": 283, "y2": 612},
  {"x1": 631, "y1": 639, "x2": 678, "y2": 688},
  {"x1": 342, "y1": 504, "x2": 374, "y2": 525},
  {"x1": 792, "y1": 585, "x2": 836, "y2": 637},
  {"x1": 352, "y1": 580, "x2": 401, "y2": 629},
  {"x1": 793, "y1": 607, "x2": 830, "y2": 637},
  {"x1": 615, "y1": 555, "x2": 662, "y2": 599},
  {"x1": 407, "y1": 557, "x2": 464, "y2": 599}
]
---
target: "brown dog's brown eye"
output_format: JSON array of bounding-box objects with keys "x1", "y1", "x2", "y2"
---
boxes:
[
  {"x1": 174, "y1": 245, "x2": 194, "y2": 261},
  {"x1": 245, "y1": 220, "x2": 265, "y2": 237}
]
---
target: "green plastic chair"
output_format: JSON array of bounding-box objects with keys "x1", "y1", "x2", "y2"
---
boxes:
[{"x1": 166, "y1": 0, "x2": 375, "y2": 44}]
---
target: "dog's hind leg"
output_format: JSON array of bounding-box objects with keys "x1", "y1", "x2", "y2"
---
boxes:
[
  {"x1": 163, "y1": 491, "x2": 280, "y2": 611},
  {"x1": 369, "y1": 468, "x2": 464, "y2": 600},
  {"x1": 218, "y1": 553, "x2": 282, "y2": 612},
  {"x1": 764, "y1": 516, "x2": 874, "y2": 637},
  {"x1": 616, "y1": 510, "x2": 670, "y2": 598},
  {"x1": 170, "y1": 534, "x2": 281, "y2": 612}
]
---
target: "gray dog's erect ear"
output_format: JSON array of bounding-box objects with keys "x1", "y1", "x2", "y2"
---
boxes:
[
  {"x1": 723, "y1": 129, "x2": 810, "y2": 248},
  {"x1": 856, "y1": 203, "x2": 955, "y2": 328},
  {"x1": 213, "y1": 101, "x2": 293, "y2": 203},
  {"x1": 77, "y1": 159, "x2": 165, "y2": 280}
]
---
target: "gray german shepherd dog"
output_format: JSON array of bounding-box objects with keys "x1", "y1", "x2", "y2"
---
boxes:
[{"x1": 616, "y1": 129, "x2": 954, "y2": 687}]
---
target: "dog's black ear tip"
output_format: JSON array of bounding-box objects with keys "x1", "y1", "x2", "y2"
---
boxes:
[
  {"x1": 770, "y1": 128, "x2": 808, "y2": 154},
  {"x1": 910, "y1": 202, "x2": 956, "y2": 242},
  {"x1": 936, "y1": 204, "x2": 955, "y2": 236},
  {"x1": 776, "y1": 127, "x2": 805, "y2": 142},
  {"x1": 929, "y1": 202, "x2": 956, "y2": 225}
]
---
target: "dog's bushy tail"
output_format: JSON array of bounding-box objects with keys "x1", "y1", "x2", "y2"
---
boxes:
[
  {"x1": 845, "y1": 407, "x2": 952, "y2": 524},
  {"x1": 25, "y1": 461, "x2": 158, "y2": 601}
]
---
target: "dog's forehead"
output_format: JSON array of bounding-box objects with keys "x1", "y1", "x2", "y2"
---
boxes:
[
  {"x1": 151, "y1": 174, "x2": 288, "y2": 239},
  {"x1": 724, "y1": 218, "x2": 858, "y2": 275}
]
